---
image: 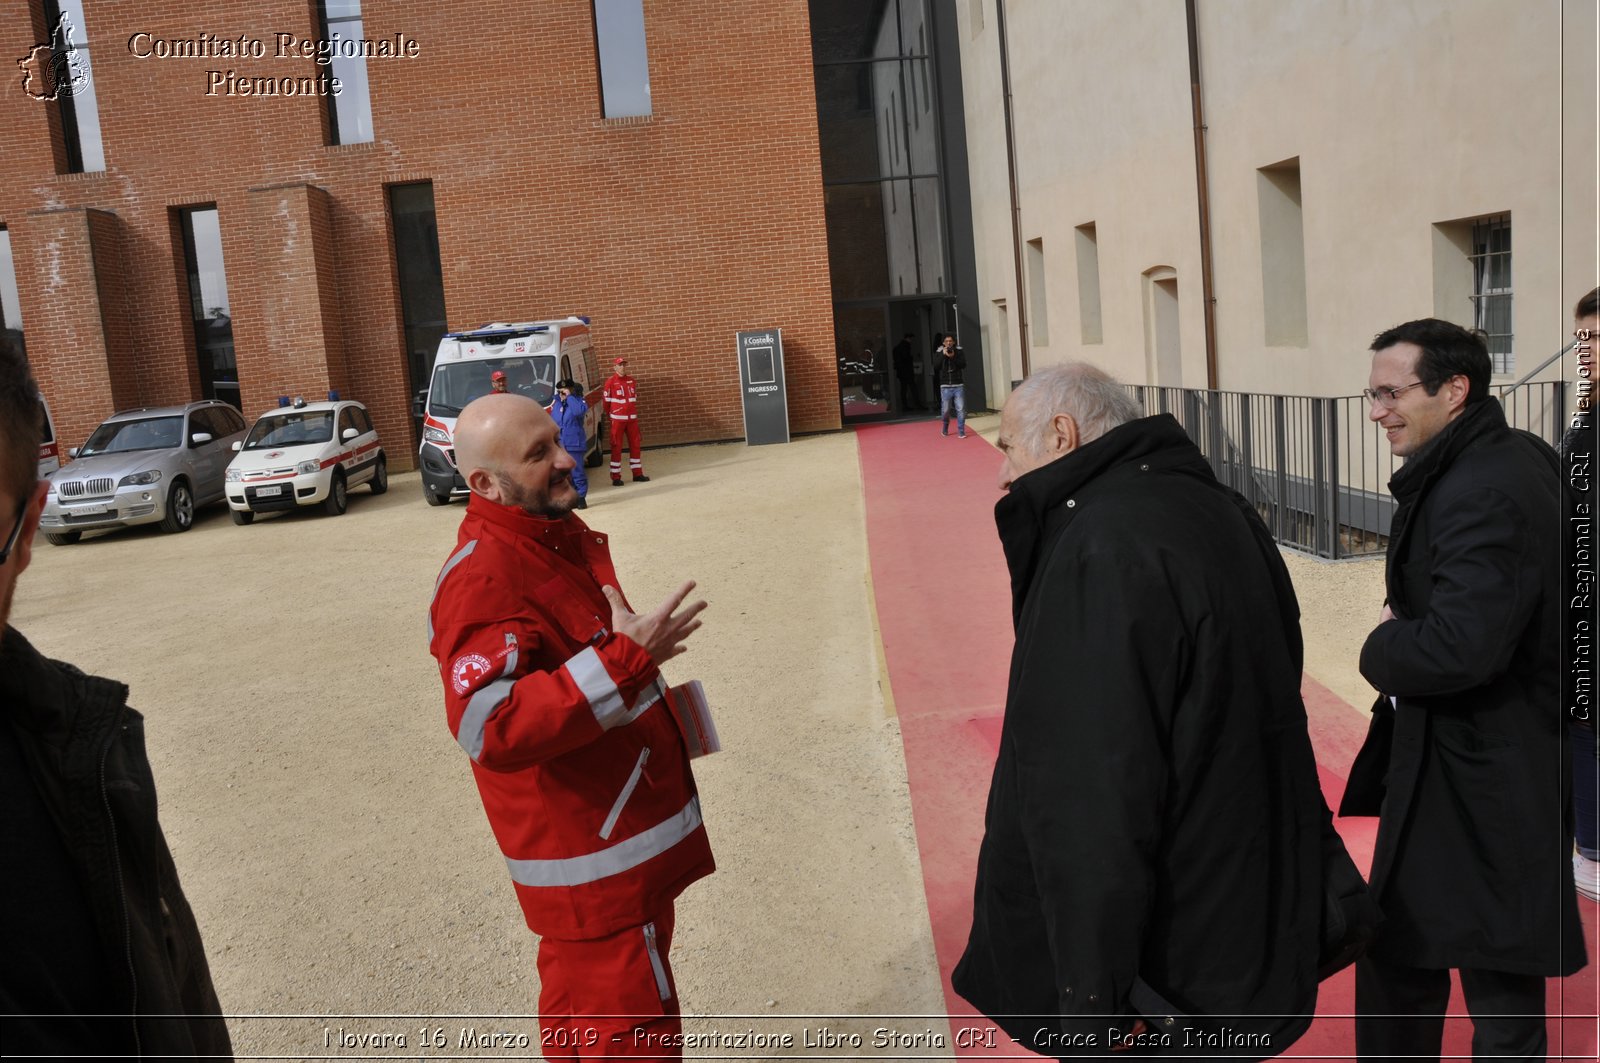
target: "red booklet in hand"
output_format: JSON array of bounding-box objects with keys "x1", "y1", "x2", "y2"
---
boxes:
[{"x1": 665, "y1": 680, "x2": 720, "y2": 758}]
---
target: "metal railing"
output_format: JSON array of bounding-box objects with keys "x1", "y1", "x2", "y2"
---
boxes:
[{"x1": 1127, "y1": 381, "x2": 1570, "y2": 559}]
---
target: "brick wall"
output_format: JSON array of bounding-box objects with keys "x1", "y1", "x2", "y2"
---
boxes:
[{"x1": 0, "y1": 0, "x2": 841, "y2": 465}]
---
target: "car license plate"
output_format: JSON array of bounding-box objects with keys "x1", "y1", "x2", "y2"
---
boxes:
[
  {"x1": 72, "y1": 503, "x2": 109, "y2": 515},
  {"x1": 255, "y1": 485, "x2": 283, "y2": 498}
]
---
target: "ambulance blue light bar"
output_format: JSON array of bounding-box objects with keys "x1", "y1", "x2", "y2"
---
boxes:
[{"x1": 443, "y1": 324, "x2": 551, "y2": 341}]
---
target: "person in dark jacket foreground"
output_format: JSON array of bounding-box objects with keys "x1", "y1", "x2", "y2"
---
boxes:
[
  {"x1": 0, "y1": 336, "x2": 233, "y2": 1058},
  {"x1": 953, "y1": 363, "x2": 1339, "y2": 1060},
  {"x1": 1343, "y1": 319, "x2": 1586, "y2": 1061}
]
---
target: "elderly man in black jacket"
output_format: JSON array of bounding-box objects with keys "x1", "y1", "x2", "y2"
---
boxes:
[
  {"x1": 0, "y1": 337, "x2": 232, "y2": 1058},
  {"x1": 953, "y1": 363, "x2": 1340, "y2": 1060},
  {"x1": 1343, "y1": 319, "x2": 1586, "y2": 1061}
]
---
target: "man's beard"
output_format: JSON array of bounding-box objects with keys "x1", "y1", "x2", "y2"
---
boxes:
[{"x1": 496, "y1": 472, "x2": 575, "y2": 519}]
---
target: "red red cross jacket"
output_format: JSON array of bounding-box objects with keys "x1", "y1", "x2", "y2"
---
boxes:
[
  {"x1": 427, "y1": 494, "x2": 714, "y2": 940},
  {"x1": 603, "y1": 373, "x2": 639, "y2": 421}
]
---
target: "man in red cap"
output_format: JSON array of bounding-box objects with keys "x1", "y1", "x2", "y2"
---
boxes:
[
  {"x1": 603, "y1": 357, "x2": 649, "y2": 486},
  {"x1": 490, "y1": 370, "x2": 508, "y2": 394}
]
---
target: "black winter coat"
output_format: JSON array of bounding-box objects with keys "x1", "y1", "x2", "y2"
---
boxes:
[
  {"x1": 1343, "y1": 399, "x2": 1587, "y2": 976},
  {"x1": 932, "y1": 346, "x2": 966, "y2": 386},
  {"x1": 1, "y1": 626, "x2": 233, "y2": 1058},
  {"x1": 953, "y1": 415, "x2": 1326, "y2": 1060}
]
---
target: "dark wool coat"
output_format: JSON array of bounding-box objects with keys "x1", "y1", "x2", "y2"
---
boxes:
[
  {"x1": 1, "y1": 626, "x2": 233, "y2": 1058},
  {"x1": 953, "y1": 415, "x2": 1326, "y2": 1060},
  {"x1": 1343, "y1": 398, "x2": 1587, "y2": 976}
]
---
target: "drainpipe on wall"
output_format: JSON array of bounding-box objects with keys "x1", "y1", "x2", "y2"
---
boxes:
[
  {"x1": 1185, "y1": 0, "x2": 1219, "y2": 391},
  {"x1": 996, "y1": 0, "x2": 1030, "y2": 382}
]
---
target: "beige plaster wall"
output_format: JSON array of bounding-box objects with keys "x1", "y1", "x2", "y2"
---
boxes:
[{"x1": 956, "y1": 0, "x2": 1598, "y2": 404}]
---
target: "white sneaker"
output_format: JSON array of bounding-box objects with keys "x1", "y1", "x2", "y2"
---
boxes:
[{"x1": 1575, "y1": 852, "x2": 1600, "y2": 903}]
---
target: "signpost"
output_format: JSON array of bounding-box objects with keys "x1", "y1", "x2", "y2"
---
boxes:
[{"x1": 736, "y1": 328, "x2": 789, "y2": 445}]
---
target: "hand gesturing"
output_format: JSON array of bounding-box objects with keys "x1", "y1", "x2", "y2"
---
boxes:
[{"x1": 603, "y1": 581, "x2": 707, "y2": 666}]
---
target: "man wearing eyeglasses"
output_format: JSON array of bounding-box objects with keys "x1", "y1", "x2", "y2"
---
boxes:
[
  {"x1": 0, "y1": 338, "x2": 232, "y2": 1057},
  {"x1": 1342, "y1": 319, "x2": 1586, "y2": 1061}
]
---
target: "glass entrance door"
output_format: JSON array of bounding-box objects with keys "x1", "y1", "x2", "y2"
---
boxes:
[{"x1": 835, "y1": 304, "x2": 891, "y2": 423}]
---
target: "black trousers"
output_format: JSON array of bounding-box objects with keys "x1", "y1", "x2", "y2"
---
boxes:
[{"x1": 1355, "y1": 952, "x2": 1547, "y2": 1061}]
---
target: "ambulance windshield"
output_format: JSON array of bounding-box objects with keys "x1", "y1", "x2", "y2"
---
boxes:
[{"x1": 428, "y1": 356, "x2": 556, "y2": 416}]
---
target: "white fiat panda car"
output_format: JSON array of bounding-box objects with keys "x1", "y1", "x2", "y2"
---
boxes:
[{"x1": 225, "y1": 398, "x2": 387, "y2": 524}]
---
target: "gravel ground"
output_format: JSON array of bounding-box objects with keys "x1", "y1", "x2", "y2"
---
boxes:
[
  {"x1": 14, "y1": 421, "x2": 1386, "y2": 1060},
  {"x1": 13, "y1": 434, "x2": 948, "y2": 1060}
]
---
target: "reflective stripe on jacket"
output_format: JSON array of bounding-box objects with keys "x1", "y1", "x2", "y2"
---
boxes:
[
  {"x1": 603, "y1": 374, "x2": 639, "y2": 421},
  {"x1": 427, "y1": 495, "x2": 714, "y2": 939}
]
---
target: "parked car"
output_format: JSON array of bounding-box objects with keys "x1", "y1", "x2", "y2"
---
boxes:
[
  {"x1": 39, "y1": 401, "x2": 249, "y2": 545},
  {"x1": 224, "y1": 398, "x2": 386, "y2": 524}
]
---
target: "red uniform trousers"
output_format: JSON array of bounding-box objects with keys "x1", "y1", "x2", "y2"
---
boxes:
[
  {"x1": 609, "y1": 419, "x2": 644, "y2": 481},
  {"x1": 536, "y1": 906, "x2": 681, "y2": 1061}
]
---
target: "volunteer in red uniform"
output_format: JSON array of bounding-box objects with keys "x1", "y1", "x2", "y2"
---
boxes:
[
  {"x1": 427, "y1": 393, "x2": 712, "y2": 1059},
  {"x1": 603, "y1": 356, "x2": 649, "y2": 485}
]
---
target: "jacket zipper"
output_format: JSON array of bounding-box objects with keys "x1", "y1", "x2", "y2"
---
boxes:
[
  {"x1": 643, "y1": 922, "x2": 670, "y2": 1000},
  {"x1": 599, "y1": 747, "x2": 650, "y2": 840},
  {"x1": 100, "y1": 718, "x2": 140, "y2": 1055}
]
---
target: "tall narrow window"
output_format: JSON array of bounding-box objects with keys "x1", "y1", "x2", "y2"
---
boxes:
[
  {"x1": 1144, "y1": 267, "x2": 1181, "y2": 385},
  {"x1": 1257, "y1": 158, "x2": 1307, "y2": 347},
  {"x1": 42, "y1": 0, "x2": 105, "y2": 171},
  {"x1": 388, "y1": 182, "x2": 448, "y2": 429},
  {"x1": 1470, "y1": 215, "x2": 1513, "y2": 373},
  {"x1": 1074, "y1": 222, "x2": 1102, "y2": 344},
  {"x1": 320, "y1": 0, "x2": 374, "y2": 144},
  {"x1": 0, "y1": 228, "x2": 23, "y2": 352},
  {"x1": 178, "y1": 208, "x2": 239, "y2": 408},
  {"x1": 1026, "y1": 237, "x2": 1049, "y2": 346},
  {"x1": 594, "y1": 0, "x2": 651, "y2": 118},
  {"x1": 1432, "y1": 211, "x2": 1512, "y2": 374}
]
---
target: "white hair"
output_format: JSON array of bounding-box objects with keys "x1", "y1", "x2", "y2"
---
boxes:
[{"x1": 1010, "y1": 363, "x2": 1142, "y2": 450}]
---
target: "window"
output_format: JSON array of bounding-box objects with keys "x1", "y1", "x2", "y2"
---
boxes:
[
  {"x1": 594, "y1": 0, "x2": 651, "y2": 118},
  {"x1": 1074, "y1": 223, "x2": 1102, "y2": 344},
  {"x1": 319, "y1": 0, "x2": 374, "y2": 144},
  {"x1": 188, "y1": 407, "x2": 226, "y2": 445},
  {"x1": 387, "y1": 182, "x2": 447, "y2": 421},
  {"x1": 338, "y1": 406, "x2": 359, "y2": 440},
  {"x1": 42, "y1": 0, "x2": 104, "y2": 171},
  {"x1": 1470, "y1": 215, "x2": 1512, "y2": 374},
  {"x1": 1431, "y1": 211, "x2": 1512, "y2": 374},
  {"x1": 0, "y1": 228, "x2": 23, "y2": 350},
  {"x1": 1143, "y1": 267, "x2": 1181, "y2": 385},
  {"x1": 1026, "y1": 237, "x2": 1048, "y2": 346},
  {"x1": 177, "y1": 207, "x2": 239, "y2": 409},
  {"x1": 352, "y1": 406, "x2": 373, "y2": 434},
  {"x1": 1257, "y1": 158, "x2": 1307, "y2": 347}
]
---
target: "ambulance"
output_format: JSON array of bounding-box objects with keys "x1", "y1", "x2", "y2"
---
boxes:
[
  {"x1": 416, "y1": 317, "x2": 603, "y2": 506},
  {"x1": 36, "y1": 393, "x2": 59, "y2": 479}
]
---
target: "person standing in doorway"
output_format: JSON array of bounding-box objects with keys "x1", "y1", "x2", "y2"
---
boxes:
[
  {"x1": 933, "y1": 333, "x2": 967, "y2": 438},
  {"x1": 892, "y1": 333, "x2": 923, "y2": 411}
]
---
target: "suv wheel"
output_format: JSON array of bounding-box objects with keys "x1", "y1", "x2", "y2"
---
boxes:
[
  {"x1": 424, "y1": 488, "x2": 450, "y2": 507},
  {"x1": 323, "y1": 472, "x2": 348, "y2": 516},
  {"x1": 369, "y1": 455, "x2": 389, "y2": 495},
  {"x1": 159, "y1": 480, "x2": 194, "y2": 533},
  {"x1": 231, "y1": 510, "x2": 254, "y2": 526},
  {"x1": 46, "y1": 531, "x2": 81, "y2": 546}
]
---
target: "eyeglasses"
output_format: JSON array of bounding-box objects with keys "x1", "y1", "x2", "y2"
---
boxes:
[
  {"x1": 1361, "y1": 381, "x2": 1427, "y2": 408},
  {"x1": 0, "y1": 498, "x2": 26, "y2": 566}
]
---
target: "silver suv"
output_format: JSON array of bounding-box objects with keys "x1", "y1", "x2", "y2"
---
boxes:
[{"x1": 39, "y1": 401, "x2": 249, "y2": 545}]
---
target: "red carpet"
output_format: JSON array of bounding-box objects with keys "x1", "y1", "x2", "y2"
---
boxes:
[{"x1": 855, "y1": 420, "x2": 1598, "y2": 1060}]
